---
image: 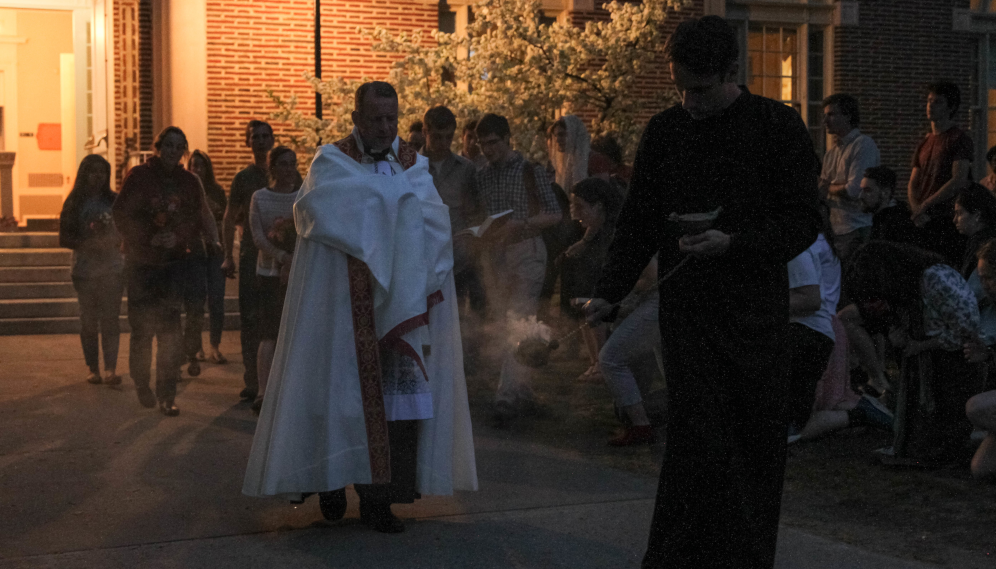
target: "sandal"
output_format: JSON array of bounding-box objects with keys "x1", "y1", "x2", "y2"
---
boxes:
[{"x1": 208, "y1": 350, "x2": 228, "y2": 364}]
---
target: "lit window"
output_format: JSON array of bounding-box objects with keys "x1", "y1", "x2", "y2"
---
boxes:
[{"x1": 747, "y1": 25, "x2": 799, "y2": 112}]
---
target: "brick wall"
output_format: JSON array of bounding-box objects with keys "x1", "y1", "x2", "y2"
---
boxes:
[
  {"x1": 117, "y1": 0, "x2": 982, "y2": 193},
  {"x1": 833, "y1": 0, "x2": 976, "y2": 192},
  {"x1": 205, "y1": 0, "x2": 437, "y2": 189},
  {"x1": 111, "y1": 0, "x2": 153, "y2": 187}
]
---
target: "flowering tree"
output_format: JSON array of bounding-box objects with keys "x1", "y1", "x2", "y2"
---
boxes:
[{"x1": 269, "y1": 0, "x2": 689, "y2": 161}]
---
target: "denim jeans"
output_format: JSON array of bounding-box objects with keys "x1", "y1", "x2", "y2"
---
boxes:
[
  {"x1": 73, "y1": 274, "x2": 124, "y2": 373},
  {"x1": 126, "y1": 261, "x2": 183, "y2": 401},
  {"x1": 180, "y1": 256, "x2": 207, "y2": 360},
  {"x1": 599, "y1": 295, "x2": 662, "y2": 408}
]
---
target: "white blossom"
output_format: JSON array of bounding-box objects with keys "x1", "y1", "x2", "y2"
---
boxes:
[{"x1": 267, "y1": 0, "x2": 690, "y2": 162}]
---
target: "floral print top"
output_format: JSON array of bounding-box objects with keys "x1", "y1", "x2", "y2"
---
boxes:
[{"x1": 921, "y1": 264, "x2": 980, "y2": 350}]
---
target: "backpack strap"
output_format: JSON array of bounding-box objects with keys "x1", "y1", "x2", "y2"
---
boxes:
[{"x1": 522, "y1": 161, "x2": 541, "y2": 218}]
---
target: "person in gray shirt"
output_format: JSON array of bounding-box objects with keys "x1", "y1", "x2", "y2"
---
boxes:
[{"x1": 422, "y1": 105, "x2": 486, "y2": 317}]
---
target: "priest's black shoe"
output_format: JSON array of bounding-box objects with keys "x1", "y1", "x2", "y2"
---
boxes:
[
  {"x1": 318, "y1": 489, "x2": 347, "y2": 521},
  {"x1": 136, "y1": 386, "x2": 157, "y2": 408},
  {"x1": 159, "y1": 399, "x2": 180, "y2": 417},
  {"x1": 360, "y1": 502, "x2": 405, "y2": 533}
]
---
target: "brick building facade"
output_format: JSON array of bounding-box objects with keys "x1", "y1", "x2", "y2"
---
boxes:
[
  {"x1": 101, "y1": 0, "x2": 996, "y2": 195},
  {"x1": 832, "y1": 0, "x2": 976, "y2": 192}
]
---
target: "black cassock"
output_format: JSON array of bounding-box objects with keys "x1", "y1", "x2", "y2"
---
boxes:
[{"x1": 594, "y1": 90, "x2": 821, "y2": 569}]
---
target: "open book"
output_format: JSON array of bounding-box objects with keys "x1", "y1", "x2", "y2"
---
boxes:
[{"x1": 458, "y1": 209, "x2": 514, "y2": 238}]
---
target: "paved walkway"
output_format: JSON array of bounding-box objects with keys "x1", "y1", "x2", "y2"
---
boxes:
[{"x1": 0, "y1": 334, "x2": 950, "y2": 568}]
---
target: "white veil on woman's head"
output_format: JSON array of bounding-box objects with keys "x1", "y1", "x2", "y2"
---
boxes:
[{"x1": 551, "y1": 115, "x2": 590, "y2": 194}]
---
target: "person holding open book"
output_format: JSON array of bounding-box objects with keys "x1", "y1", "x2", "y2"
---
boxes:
[{"x1": 474, "y1": 113, "x2": 563, "y2": 426}]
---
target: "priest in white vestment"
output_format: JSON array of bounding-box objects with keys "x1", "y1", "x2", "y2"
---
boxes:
[{"x1": 243, "y1": 81, "x2": 478, "y2": 534}]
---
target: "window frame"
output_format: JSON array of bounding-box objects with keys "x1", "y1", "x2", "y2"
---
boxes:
[{"x1": 729, "y1": 15, "x2": 833, "y2": 156}]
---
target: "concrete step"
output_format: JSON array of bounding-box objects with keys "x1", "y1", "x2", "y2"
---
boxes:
[
  {"x1": 0, "y1": 248, "x2": 72, "y2": 267},
  {"x1": 0, "y1": 232, "x2": 60, "y2": 248},
  {"x1": 0, "y1": 282, "x2": 75, "y2": 299},
  {"x1": 0, "y1": 296, "x2": 240, "y2": 319},
  {"x1": 0, "y1": 266, "x2": 72, "y2": 283},
  {"x1": 0, "y1": 313, "x2": 242, "y2": 336}
]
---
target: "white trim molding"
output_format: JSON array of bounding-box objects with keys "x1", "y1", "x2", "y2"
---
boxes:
[
  {"x1": 954, "y1": 8, "x2": 996, "y2": 33},
  {"x1": 727, "y1": 0, "x2": 834, "y2": 26},
  {"x1": 0, "y1": 0, "x2": 88, "y2": 9}
]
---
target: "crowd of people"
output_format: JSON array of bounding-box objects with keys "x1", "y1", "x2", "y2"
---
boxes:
[{"x1": 54, "y1": 12, "x2": 996, "y2": 567}]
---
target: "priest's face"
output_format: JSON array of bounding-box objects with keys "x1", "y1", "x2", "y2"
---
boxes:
[
  {"x1": 352, "y1": 94, "x2": 399, "y2": 153},
  {"x1": 670, "y1": 62, "x2": 739, "y2": 120}
]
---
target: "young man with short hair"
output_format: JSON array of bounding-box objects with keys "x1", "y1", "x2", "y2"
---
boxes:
[
  {"x1": 460, "y1": 119, "x2": 487, "y2": 170},
  {"x1": 475, "y1": 113, "x2": 562, "y2": 424},
  {"x1": 422, "y1": 105, "x2": 486, "y2": 317},
  {"x1": 908, "y1": 81, "x2": 973, "y2": 265},
  {"x1": 222, "y1": 120, "x2": 274, "y2": 402},
  {"x1": 820, "y1": 93, "x2": 880, "y2": 263},
  {"x1": 584, "y1": 15, "x2": 821, "y2": 568}
]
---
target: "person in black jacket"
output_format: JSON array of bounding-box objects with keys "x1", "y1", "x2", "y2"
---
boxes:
[
  {"x1": 860, "y1": 166, "x2": 918, "y2": 246},
  {"x1": 59, "y1": 155, "x2": 124, "y2": 386},
  {"x1": 584, "y1": 16, "x2": 821, "y2": 569}
]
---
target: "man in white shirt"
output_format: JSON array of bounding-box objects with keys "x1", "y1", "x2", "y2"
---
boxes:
[{"x1": 820, "y1": 94, "x2": 880, "y2": 263}]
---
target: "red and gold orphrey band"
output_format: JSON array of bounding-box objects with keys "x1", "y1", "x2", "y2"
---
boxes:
[
  {"x1": 346, "y1": 255, "x2": 392, "y2": 484},
  {"x1": 336, "y1": 134, "x2": 423, "y2": 484}
]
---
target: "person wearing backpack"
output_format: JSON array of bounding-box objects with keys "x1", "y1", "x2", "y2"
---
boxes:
[{"x1": 474, "y1": 113, "x2": 562, "y2": 426}]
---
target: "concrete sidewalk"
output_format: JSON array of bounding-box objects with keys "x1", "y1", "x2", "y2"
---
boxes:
[{"x1": 0, "y1": 334, "x2": 946, "y2": 568}]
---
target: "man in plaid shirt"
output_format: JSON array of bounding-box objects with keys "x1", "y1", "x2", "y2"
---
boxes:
[{"x1": 475, "y1": 114, "x2": 562, "y2": 425}]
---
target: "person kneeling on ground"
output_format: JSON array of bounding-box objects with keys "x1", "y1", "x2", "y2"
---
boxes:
[
  {"x1": 785, "y1": 222, "x2": 842, "y2": 441},
  {"x1": 598, "y1": 255, "x2": 662, "y2": 446},
  {"x1": 788, "y1": 315, "x2": 894, "y2": 444},
  {"x1": 561, "y1": 177, "x2": 621, "y2": 383},
  {"x1": 848, "y1": 241, "x2": 984, "y2": 467},
  {"x1": 961, "y1": 239, "x2": 996, "y2": 479}
]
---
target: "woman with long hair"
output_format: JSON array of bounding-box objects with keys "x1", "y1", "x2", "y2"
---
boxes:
[
  {"x1": 112, "y1": 126, "x2": 220, "y2": 416},
  {"x1": 954, "y1": 182, "x2": 996, "y2": 278},
  {"x1": 847, "y1": 241, "x2": 984, "y2": 466},
  {"x1": 187, "y1": 150, "x2": 228, "y2": 365},
  {"x1": 59, "y1": 155, "x2": 123, "y2": 386},
  {"x1": 561, "y1": 177, "x2": 622, "y2": 383},
  {"x1": 249, "y1": 146, "x2": 300, "y2": 414}
]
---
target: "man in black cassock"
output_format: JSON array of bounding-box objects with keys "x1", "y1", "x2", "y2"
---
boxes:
[{"x1": 585, "y1": 16, "x2": 821, "y2": 569}]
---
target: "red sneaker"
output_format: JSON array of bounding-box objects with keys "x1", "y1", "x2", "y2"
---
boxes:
[{"x1": 608, "y1": 425, "x2": 657, "y2": 447}]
